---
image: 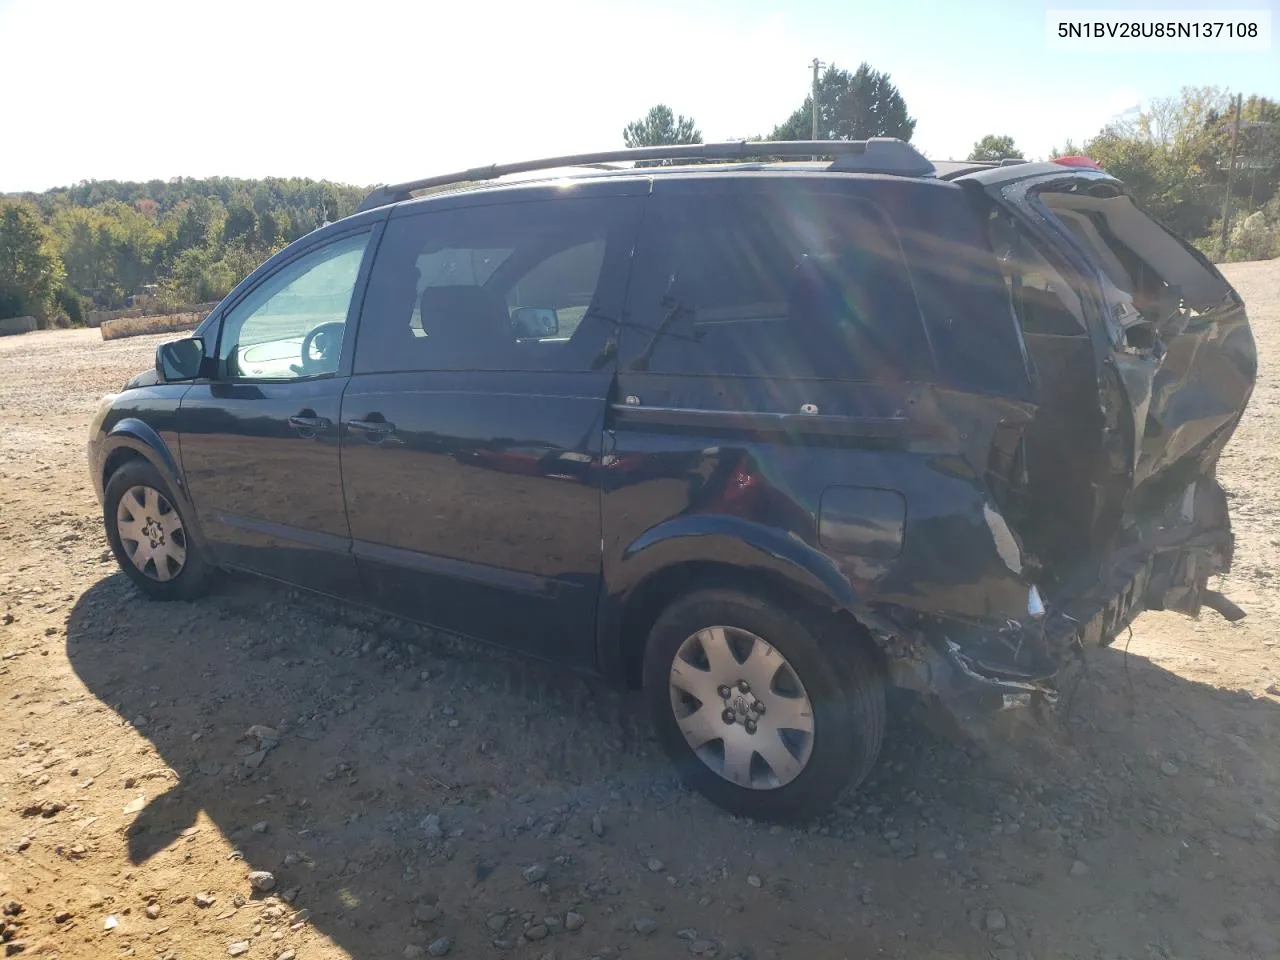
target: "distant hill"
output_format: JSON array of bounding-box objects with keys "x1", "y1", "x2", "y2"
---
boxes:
[{"x1": 2, "y1": 177, "x2": 368, "y2": 325}]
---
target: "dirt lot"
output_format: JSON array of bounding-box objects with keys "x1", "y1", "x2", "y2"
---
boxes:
[{"x1": 2, "y1": 260, "x2": 1278, "y2": 960}]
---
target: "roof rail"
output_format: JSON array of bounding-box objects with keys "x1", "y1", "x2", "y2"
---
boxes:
[{"x1": 355, "y1": 139, "x2": 934, "y2": 212}]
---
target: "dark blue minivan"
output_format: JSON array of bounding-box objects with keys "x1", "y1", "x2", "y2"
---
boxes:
[{"x1": 88, "y1": 140, "x2": 1255, "y2": 820}]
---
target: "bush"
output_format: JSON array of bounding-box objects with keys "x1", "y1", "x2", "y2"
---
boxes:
[
  {"x1": 1191, "y1": 234, "x2": 1220, "y2": 260},
  {"x1": 1223, "y1": 212, "x2": 1278, "y2": 260},
  {"x1": 55, "y1": 285, "x2": 87, "y2": 326},
  {"x1": 1193, "y1": 199, "x2": 1280, "y2": 263},
  {"x1": 0, "y1": 290, "x2": 24, "y2": 320}
]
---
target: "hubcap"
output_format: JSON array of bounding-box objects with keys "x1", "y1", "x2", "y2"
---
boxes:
[
  {"x1": 116, "y1": 485, "x2": 187, "y2": 582},
  {"x1": 668, "y1": 626, "x2": 815, "y2": 790}
]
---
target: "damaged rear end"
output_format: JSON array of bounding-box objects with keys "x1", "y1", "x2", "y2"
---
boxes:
[{"x1": 876, "y1": 160, "x2": 1256, "y2": 711}]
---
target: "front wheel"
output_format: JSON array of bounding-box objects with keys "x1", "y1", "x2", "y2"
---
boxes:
[
  {"x1": 643, "y1": 588, "x2": 885, "y2": 822},
  {"x1": 104, "y1": 459, "x2": 214, "y2": 601}
]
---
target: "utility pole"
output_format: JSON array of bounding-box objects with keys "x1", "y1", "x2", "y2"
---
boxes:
[
  {"x1": 1219, "y1": 92, "x2": 1243, "y2": 257},
  {"x1": 810, "y1": 58, "x2": 823, "y2": 141}
]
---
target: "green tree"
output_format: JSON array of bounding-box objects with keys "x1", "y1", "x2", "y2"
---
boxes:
[
  {"x1": 257, "y1": 209, "x2": 280, "y2": 247},
  {"x1": 163, "y1": 196, "x2": 225, "y2": 258},
  {"x1": 0, "y1": 199, "x2": 65, "y2": 323},
  {"x1": 51, "y1": 206, "x2": 114, "y2": 296},
  {"x1": 98, "y1": 200, "x2": 164, "y2": 300},
  {"x1": 968, "y1": 134, "x2": 1021, "y2": 162},
  {"x1": 1072, "y1": 87, "x2": 1280, "y2": 259},
  {"x1": 53, "y1": 201, "x2": 163, "y2": 306},
  {"x1": 222, "y1": 192, "x2": 258, "y2": 246},
  {"x1": 1051, "y1": 86, "x2": 1257, "y2": 246},
  {"x1": 167, "y1": 246, "x2": 230, "y2": 304},
  {"x1": 19, "y1": 175, "x2": 368, "y2": 310},
  {"x1": 623, "y1": 104, "x2": 702, "y2": 154},
  {"x1": 1049, "y1": 140, "x2": 1086, "y2": 158},
  {"x1": 623, "y1": 104, "x2": 702, "y2": 147},
  {"x1": 1210, "y1": 95, "x2": 1280, "y2": 211},
  {"x1": 772, "y1": 63, "x2": 915, "y2": 142}
]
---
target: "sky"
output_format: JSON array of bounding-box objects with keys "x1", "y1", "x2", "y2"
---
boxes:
[{"x1": 0, "y1": 0, "x2": 1276, "y2": 193}]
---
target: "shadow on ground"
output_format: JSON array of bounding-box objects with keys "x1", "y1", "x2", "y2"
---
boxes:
[{"x1": 65, "y1": 572, "x2": 1280, "y2": 960}]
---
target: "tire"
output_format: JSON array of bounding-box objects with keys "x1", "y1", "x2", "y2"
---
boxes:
[
  {"x1": 104, "y1": 459, "x2": 214, "y2": 601},
  {"x1": 643, "y1": 588, "x2": 885, "y2": 822}
]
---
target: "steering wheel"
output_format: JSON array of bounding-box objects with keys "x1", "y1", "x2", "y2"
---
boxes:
[{"x1": 298, "y1": 321, "x2": 346, "y2": 375}]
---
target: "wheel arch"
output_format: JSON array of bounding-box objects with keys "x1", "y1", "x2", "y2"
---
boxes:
[
  {"x1": 103, "y1": 419, "x2": 184, "y2": 493},
  {"x1": 101, "y1": 422, "x2": 212, "y2": 563},
  {"x1": 598, "y1": 517, "x2": 880, "y2": 689},
  {"x1": 102, "y1": 446, "x2": 147, "y2": 491}
]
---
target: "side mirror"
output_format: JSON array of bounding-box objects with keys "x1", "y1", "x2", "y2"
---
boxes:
[
  {"x1": 511, "y1": 307, "x2": 559, "y2": 339},
  {"x1": 156, "y1": 337, "x2": 205, "y2": 382}
]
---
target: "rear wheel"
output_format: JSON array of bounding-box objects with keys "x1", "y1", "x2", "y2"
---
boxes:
[
  {"x1": 643, "y1": 588, "x2": 885, "y2": 822},
  {"x1": 104, "y1": 459, "x2": 213, "y2": 601}
]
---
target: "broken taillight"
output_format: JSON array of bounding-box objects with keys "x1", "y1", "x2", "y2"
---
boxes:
[{"x1": 1053, "y1": 155, "x2": 1101, "y2": 170}]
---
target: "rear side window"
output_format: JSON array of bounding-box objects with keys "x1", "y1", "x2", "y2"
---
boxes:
[
  {"x1": 987, "y1": 210, "x2": 1088, "y2": 337},
  {"x1": 618, "y1": 190, "x2": 932, "y2": 380},
  {"x1": 356, "y1": 196, "x2": 642, "y2": 374}
]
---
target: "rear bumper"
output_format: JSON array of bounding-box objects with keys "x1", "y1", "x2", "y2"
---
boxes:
[
  {"x1": 893, "y1": 477, "x2": 1235, "y2": 702},
  {"x1": 1051, "y1": 527, "x2": 1230, "y2": 652},
  {"x1": 1047, "y1": 476, "x2": 1234, "y2": 651}
]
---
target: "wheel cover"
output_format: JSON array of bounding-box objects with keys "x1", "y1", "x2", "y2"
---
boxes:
[
  {"x1": 115, "y1": 485, "x2": 187, "y2": 582},
  {"x1": 668, "y1": 625, "x2": 815, "y2": 790}
]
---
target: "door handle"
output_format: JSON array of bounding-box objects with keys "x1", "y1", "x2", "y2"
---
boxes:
[
  {"x1": 348, "y1": 417, "x2": 396, "y2": 437},
  {"x1": 288, "y1": 414, "x2": 331, "y2": 432}
]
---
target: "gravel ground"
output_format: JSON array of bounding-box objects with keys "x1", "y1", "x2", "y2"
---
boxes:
[{"x1": 2, "y1": 260, "x2": 1279, "y2": 960}]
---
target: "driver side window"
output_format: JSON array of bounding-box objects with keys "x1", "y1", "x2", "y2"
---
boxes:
[{"x1": 217, "y1": 231, "x2": 371, "y2": 380}]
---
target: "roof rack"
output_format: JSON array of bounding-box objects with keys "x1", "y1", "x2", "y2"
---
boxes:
[{"x1": 355, "y1": 138, "x2": 934, "y2": 212}]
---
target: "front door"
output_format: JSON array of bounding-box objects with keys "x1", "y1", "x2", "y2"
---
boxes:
[
  {"x1": 340, "y1": 190, "x2": 644, "y2": 666},
  {"x1": 178, "y1": 227, "x2": 376, "y2": 596}
]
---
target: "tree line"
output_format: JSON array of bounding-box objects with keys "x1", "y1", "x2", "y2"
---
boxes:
[
  {"x1": 622, "y1": 71, "x2": 1278, "y2": 266},
  {"x1": 2, "y1": 64, "x2": 1277, "y2": 328},
  {"x1": 1, "y1": 178, "x2": 365, "y2": 326},
  {"x1": 966, "y1": 90, "x2": 1280, "y2": 262},
  {"x1": 621, "y1": 63, "x2": 915, "y2": 154}
]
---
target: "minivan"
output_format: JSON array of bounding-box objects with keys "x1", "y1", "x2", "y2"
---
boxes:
[{"x1": 88, "y1": 139, "x2": 1256, "y2": 820}]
